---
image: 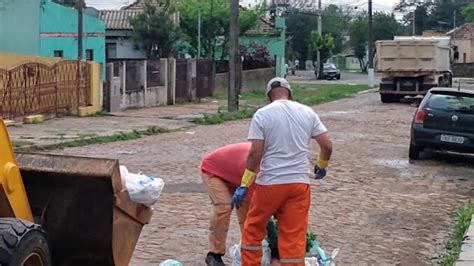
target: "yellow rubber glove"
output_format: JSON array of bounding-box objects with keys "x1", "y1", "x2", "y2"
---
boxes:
[
  {"x1": 240, "y1": 169, "x2": 256, "y2": 188},
  {"x1": 316, "y1": 155, "x2": 329, "y2": 169}
]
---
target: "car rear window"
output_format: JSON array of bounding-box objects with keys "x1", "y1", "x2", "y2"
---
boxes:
[{"x1": 426, "y1": 93, "x2": 474, "y2": 113}]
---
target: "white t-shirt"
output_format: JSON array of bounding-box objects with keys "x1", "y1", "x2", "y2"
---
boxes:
[{"x1": 248, "y1": 100, "x2": 327, "y2": 185}]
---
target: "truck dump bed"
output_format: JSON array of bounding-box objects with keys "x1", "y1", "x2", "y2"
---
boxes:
[{"x1": 376, "y1": 39, "x2": 450, "y2": 73}]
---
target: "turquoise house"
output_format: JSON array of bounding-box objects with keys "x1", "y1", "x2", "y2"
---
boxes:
[
  {"x1": 241, "y1": 17, "x2": 286, "y2": 78},
  {"x1": 0, "y1": 0, "x2": 105, "y2": 71}
]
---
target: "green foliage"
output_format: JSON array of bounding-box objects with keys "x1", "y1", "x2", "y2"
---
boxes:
[
  {"x1": 191, "y1": 106, "x2": 257, "y2": 125},
  {"x1": 349, "y1": 12, "x2": 404, "y2": 72},
  {"x1": 286, "y1": 13, "x2": 318, "y2": 67},
  {"x1": 395, "y1": 0, "x2": 470, "y2": 33},
  {"x1": 200, "y1": 84, "x2": 369, "y2": 125},
  {"x1": 130, "y1": 2, "x2": 181, "y2": 58},
  {"x1": 61, "y1": 126, "x2": 170, "y2": 148},
  {"x1": 306, "y1": 230, "x2": 318, "y2": 252},
  {"x1": 178, "y1": 0, "x2": 262, "y2": 61},
  {"x1": 440, "y1": 201, "x2": 474, "y2": 265},
  {"x1": 462, "y1": 3, "x2": 474, "y2": 23},
  {"x1": 310, "y1": 31, "x2": 335, "y2": 78}
]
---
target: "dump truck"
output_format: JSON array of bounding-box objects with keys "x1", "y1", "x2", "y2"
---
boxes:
[
  {"x1": 0, "y1": 119, "x2": 152, "y2": 265},
  {"x1": 375, "y1": 37, "x2": 453, "y2": 103}
]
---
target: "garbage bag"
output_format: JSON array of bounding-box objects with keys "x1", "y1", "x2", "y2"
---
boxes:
[
  {"x1": 305, "y1": 257, "x2": 319, "y2": 266},
  {"x1": 229, "y1": 239, "x2": 272, "y2": 266},
  {"x1": 159, "y1": 259, "x2": 183, "y2": 266},
  {"x1": 120, "y1": 165, "x2": 164, "y2": 206},
  {"x1": 308, "y1": 240, "x2": 339, "y2": 266}
]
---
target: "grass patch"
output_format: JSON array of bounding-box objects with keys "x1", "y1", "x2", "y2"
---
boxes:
[
  {"x1": 191, "y1": 106, "x2": 257, "y2": 125},
  {"x1": 440, "y1": 201, "x2": 474, "y2": 265},
  {"x1": 12, "y1": 140, "x2": 34, "y2": 148},
  {"x1": 197, "y1": 84, "x2": 369, "y2": 125},
  {"x1": 88, "y1": 111, "x2": 110, "y2": 117},
  {"x1": 62, "y1": 126, "x2": 170, "y2": 148}
]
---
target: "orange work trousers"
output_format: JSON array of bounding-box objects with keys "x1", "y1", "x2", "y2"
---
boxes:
[
  {"x1": 241, "y1": 183, "x2": 310, "y2": 266},
  {"x1": 201, "y1": 172, "x2": 250, "y2": 254}
]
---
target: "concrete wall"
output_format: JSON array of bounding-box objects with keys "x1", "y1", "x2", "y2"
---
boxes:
[
  {"x1": 452, "y1": 63, "x2": 474, "y2": 77},
  {"x1": 39, "y1": 0, "x2": 106, "y2": 75},
  {"x1": 214, "y1": 67, "x2": 276, "y2": 93},
  {"x1": 0, "y1": 0, "x2": 41, "y2": 55},
  {"x1": 106, "y1": 38, "x2": 147, "y2": 60},
  {"x1": 0, "y1": 53, "x2": 61, "y2": 69},
  {"x1": 115, "y1": 59, "x2": 170, "y2": 110},
  {"x1": 456, "y1": 39, "x2": 474, "y2": 63}
]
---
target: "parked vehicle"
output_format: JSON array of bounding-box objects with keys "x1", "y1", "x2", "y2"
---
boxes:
[
  {"x1": 409, "y1": 88, "x2": 474, "y2": 159},
  {"x1": 315, "y1": 63, "x2": 341, "y2": 80},
  {"x1": 376, "y1": 37, "x2": 453, "y2": 103}
]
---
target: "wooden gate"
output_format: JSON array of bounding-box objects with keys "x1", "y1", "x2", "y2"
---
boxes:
[
  {"x1": 196, "y1": 59, "x2": 214, "y2": 98},
  {"x1": 0, "y1": 61, "x2": 90, "y2": 121}
]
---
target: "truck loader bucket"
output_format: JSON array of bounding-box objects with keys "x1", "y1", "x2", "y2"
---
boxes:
[{"x1": 15, "y1": 153, "x2": 153, "y2": 266}]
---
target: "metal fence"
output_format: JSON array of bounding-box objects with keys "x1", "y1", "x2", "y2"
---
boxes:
[{"x1": 0, "y1": 61, "x2": 90, "y2": 121}]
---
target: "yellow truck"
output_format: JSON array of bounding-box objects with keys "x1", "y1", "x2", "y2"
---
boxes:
[{"x1": 0, "y1": 119, "x2": 152, "y2": 265}]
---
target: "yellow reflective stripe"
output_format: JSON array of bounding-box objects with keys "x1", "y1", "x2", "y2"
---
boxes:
[
  {"x1": 209, "y1": 227, "x2": 228, "y2": 233},
  {"x1": 280, "y1": 258, "x2": 305, "y2": 263},
  {"x1": 241, "y1": 244, "x2": 261, "y2": 251}
]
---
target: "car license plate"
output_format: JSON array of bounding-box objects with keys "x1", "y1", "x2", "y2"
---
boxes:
[{"x1": 440, "y1": 134, "x2": 464, "y2": 144}]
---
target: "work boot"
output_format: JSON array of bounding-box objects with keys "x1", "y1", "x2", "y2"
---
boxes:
[{"x1": 205, "y1": 252, "x2": 225, "y2": 266}]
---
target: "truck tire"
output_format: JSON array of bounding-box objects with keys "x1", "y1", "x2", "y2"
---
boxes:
[
  {"x1": 0, "y1": 218, "x2": 51, "y2": 266},
  {"x1": 409, "y1": 143, "x2": 422, "y2": 160}
]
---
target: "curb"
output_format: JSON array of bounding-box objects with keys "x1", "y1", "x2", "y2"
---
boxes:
[{"x1": 456, "y1": 215, "x2": 474, "y2": 265}]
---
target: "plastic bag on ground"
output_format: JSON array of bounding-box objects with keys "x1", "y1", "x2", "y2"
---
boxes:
[
  {"x1": 229, "y1": 239, "x2": 272, "y2": 266},
  {"x1": 159, "y1": 259, "x2": 183, "y2": 266},
  {"x1": 309, "y1": 240, "x2": 339, "y2": 266},
  {"x1": 120, "y1": 165, "x2": 164, "y2": 206}
]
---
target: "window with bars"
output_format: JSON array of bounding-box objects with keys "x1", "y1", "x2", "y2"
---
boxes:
[
  {"x1": 53, "y1": 50, "x2": 63, "y2": 58},
  {"x1": 86, "y1": 49, "x2": 94, "y2": 61}
]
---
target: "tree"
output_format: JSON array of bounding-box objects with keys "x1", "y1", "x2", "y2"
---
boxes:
[
  {"x1": 395, "y1": 0, "x2": 470, "y2": 33},
  {"x1": 286, "y1": 13, "x2": 318, "y2": 69},
  {"x1": 309, "y1": 32, "x2": 335, "y2": 78},
  {"x1": 178, "y1": 0, "x2": 261, "y2": 67},
  {"x1": 321, "y1": 4, "x2": 354, "y2": 55},
  {"x1": 130, "y1": 3, "x2": 181, "y2": 58},
  {"x1": 462, "y1": 2, "x2": 474, "y2": 23},
  {"x1": 349, "y1": 12, "x2": 404, "y2": 72}
]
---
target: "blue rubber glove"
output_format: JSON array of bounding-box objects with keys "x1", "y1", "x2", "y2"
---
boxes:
[
  {"x1": 231, "y1": 187, "x2": 248, "y2": 209},
  {"x1": 314, "y1": 165, "x2": 327, "y2": 179}
]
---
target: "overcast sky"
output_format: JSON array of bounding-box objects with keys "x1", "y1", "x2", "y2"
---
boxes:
[{"x1": 85, "y1": 0, "x2": 400, "y2": 12}]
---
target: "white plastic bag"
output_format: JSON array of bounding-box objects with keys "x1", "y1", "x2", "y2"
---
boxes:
[
  {"x1": 159, "y1": 259, "x2": 183, "y2": 266},
  {"x1": 229, "y1": 239, "x2": 271, "y2": 266},
  {"x1": 305, "y1": 257, "x2": 320, "y2": 266},
  {"x1": 229, "y1": 244, "x2": 241, "y2": 266},
  {"x1": 120, "y1": 165, "x2": 164, "y2": 206}
]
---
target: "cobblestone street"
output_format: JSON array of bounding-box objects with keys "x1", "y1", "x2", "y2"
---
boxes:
[{"x1": 56, "y1": 91, "x2": 474, "y2": 265}]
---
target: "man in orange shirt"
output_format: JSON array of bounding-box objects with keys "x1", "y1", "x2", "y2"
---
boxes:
[{"x1": 200, "y1": 142, "x2": 258, "y2": 266}]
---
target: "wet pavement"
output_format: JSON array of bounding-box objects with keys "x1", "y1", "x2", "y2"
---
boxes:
[{"x1": 52, "y1": 91, "x2": 474, "y2": 265}]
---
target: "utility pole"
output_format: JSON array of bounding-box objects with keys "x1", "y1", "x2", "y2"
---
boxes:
[
  {"x1": 77, "y1": 0, "x2": 83, "y2": 60},
  {"x1": 316, "y1": 0, "x2": 322, "y2": 79},
  {"x1": 367, "y1": 0, "x2": 374, "y2": 88},
  {"x1": 412, "y1": 8, "x2": 416, "y2": 36},
  {"x1": 198, "y1": 8, "x2": 201, "y2": 59},
  {"x1": 453, "y1": 10, "x2": 456, "y2": 30},
  {"x1": 228, "y1": 0, "x2": 239, "y2": 111}
]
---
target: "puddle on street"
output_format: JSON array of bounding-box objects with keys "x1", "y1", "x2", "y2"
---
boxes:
[{"x1": 375, "y1": 159, "x2": 409, "y2": 169}]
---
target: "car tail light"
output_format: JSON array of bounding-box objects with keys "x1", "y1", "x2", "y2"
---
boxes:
[{"x1": 414, "y1": 109, "x2": 426, "y2": 124}]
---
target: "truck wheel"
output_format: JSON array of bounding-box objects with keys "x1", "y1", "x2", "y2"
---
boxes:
[
  {"x1": 409, "y1": 143, "x2": 422, "y2": 160},
  {"x1": 0, "y1": 218, "x2": 51, "y2": 266}
]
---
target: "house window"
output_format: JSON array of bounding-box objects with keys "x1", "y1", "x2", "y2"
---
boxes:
[
  {"x1": 86, "y1": 49, "x2": 94, "y2": 61},
  {"x1": 53, "y1": 50, "x2": 63, "y2": 58}
]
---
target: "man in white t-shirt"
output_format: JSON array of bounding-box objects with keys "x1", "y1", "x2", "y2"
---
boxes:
[{"x1": 231, "y1": 77, "x2": 333, "y2": 265}]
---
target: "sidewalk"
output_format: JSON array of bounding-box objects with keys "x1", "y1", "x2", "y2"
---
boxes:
[{"x1": 7, "y1": 101, "x2": 223, "y2": 151}]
